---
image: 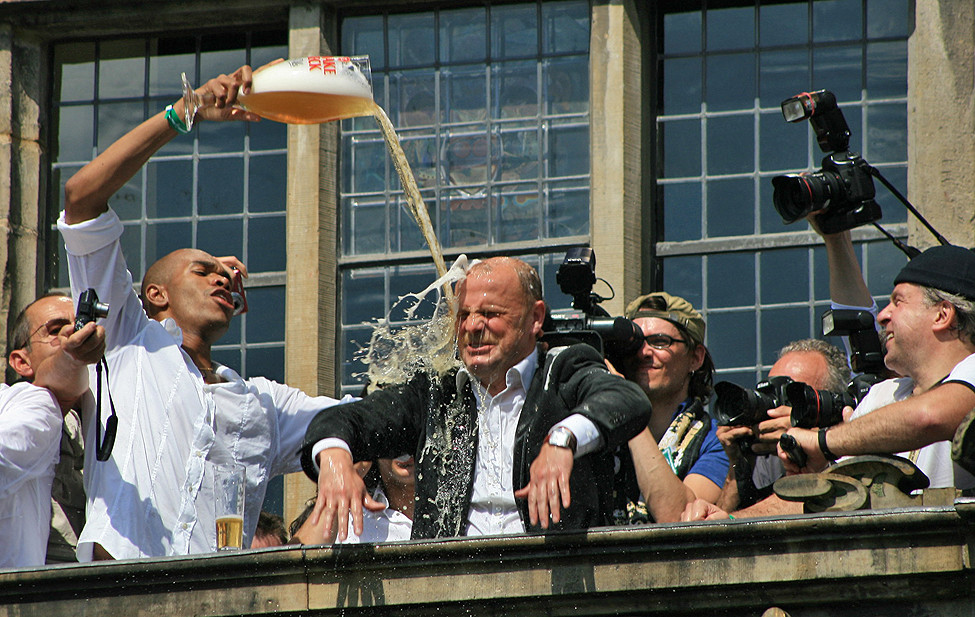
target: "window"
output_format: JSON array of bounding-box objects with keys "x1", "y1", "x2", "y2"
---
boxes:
[
  {"x1": 339, "y1": 1, "x2": 592, "y2": 394},
  {"x1": 656, "y1": 0, "x2": 910, "y2": 386}
]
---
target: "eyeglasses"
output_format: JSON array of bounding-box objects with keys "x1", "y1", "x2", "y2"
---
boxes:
[
  {"x1": 27, "y1": 318, "x2": 72, "y2": 345},
  {"x1": 643, "y1": 333, "x2": 688, "y2": 350}
]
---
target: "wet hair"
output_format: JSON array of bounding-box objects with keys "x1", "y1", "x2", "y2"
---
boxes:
[
  {"x1": 466, "y1": 257, "x2": 543, "y2": 309},
  {"x1": 921, "y1": 285, "x2": 975, "y2": 347},
  {"x1": 254, "y1": 510, "x2": 288, "y2": 546},
  {"x1": 777, "y1": 338, "x2": 851, "y2": 393},
  {"x1": 7, "y1": 291, "x2": 71, "y2": 356}
]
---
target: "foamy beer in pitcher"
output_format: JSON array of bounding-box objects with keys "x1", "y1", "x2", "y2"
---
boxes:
[{"x1": 237, "y1": 56, "x2": 374, "y2": 124}]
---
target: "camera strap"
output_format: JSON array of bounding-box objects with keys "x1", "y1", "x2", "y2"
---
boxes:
[{"x1": 94, "y1": 357, "x2": 118, "y2": 461}]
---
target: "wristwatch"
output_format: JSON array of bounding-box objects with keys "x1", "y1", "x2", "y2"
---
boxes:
[{"x1": 547, "y1": 426, "x2": 577, "y2": 455}]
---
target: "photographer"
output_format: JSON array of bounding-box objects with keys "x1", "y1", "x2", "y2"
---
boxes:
[
  {"x1": 1, "y1": 293, "x2": 105, "y2": 567},
  {"x1": 59, "y1": 64, "x2": 355, "y2": 560},
  {"x1": 713, "y1": 339, "x2": 850, "y2": 513},
  {"x1": 781, "y1": 245, "x2": 975, "y2": 482},
  {"x1": 610, "y1": 293, "x2": 728, "y2": 523}
]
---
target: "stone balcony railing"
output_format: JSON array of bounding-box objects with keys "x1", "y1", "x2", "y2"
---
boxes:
[{"x1": 4, "y1": 500, "x2": 975, "y2": 616}]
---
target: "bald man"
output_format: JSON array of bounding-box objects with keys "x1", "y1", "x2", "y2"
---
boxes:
[{"x1": 59, "y1": 66, "x2": 354, "y2": 560}]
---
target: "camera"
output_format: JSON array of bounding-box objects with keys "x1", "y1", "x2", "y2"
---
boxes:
[
  {"x1": 771, "y1": 90, "x2": 882, "y2": 235},
  {"x1": 541, "y1": 247, "x2": 644, "y2": 365},
  {"x1": 821, "y1": 307, "x2": 888, "y2": 401},
  {"x1": 714, "y1": 375, "x2": 853, "y2": 429},
  {"x1": 785, "y1": 380, "x2": 855, "y2": 429},
  {"x1": 714, "y1": 376, "x2": 791, "y2": 427},
  {"x1": 75, "y1": 288, "x2": 110, "y2": 331}
]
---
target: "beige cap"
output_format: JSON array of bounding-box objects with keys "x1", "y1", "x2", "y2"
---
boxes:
[{"x1": 623, "y1": 292, "x2": 706, "y2": 346}]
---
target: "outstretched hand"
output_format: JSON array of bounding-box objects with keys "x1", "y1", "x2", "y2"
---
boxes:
[
  {"x1": 514, "y1": 443, "x2": 573, "y2": 529},
  {"x1": 310, "y1": 448, "x2": 385, "y2": 543},
  {"x1": 58, "y1": 321, "x2": 106, "y2": 366},
  {"x1": 191, "y1": 65, "x2": 263, "y2": 124}
]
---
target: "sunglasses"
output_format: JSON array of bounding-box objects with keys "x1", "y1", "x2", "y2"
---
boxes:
[{"x1": 642, "y1": 333, "x2": 688, "y2": 350}]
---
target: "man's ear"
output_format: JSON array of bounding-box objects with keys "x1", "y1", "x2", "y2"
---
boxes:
[
  {"x1": 933, "y1": 300, "x2": 958, "y2": 334},
  {"x1": 143, "y1": 283, "x2": 170, "y2": 312},
  {"x1": 8, "y1": 349, "x2": 34, "y2": 380},
  {"x1": 530, "y1": 300, "x2": 546, "y2": 337}
]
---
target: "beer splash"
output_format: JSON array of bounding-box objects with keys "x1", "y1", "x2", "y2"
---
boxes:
[{"x1": 355, "y1": 256, "x2": 469, "y2": 391}]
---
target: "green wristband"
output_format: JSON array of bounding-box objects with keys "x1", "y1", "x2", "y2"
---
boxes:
[{"x1": 165, "y1": 104, "x2": 191, "y2": 134}]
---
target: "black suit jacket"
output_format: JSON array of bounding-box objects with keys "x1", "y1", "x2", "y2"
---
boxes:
[{"x1": 301, "y1": 344, "x2": 651, "y2": 539}]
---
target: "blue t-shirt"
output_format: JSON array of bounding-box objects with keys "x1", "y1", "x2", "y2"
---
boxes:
[{"x1": 682, "y1": 414, "x2": 729, "y2": 488}]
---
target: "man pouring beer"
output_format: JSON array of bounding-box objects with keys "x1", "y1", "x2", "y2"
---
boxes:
[{"x1": 59, "y1": 65, "x2": 355, "y2": 560}]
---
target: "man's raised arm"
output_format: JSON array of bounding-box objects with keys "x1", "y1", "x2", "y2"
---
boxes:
[{"x1": 63, "y1": 66, "x2": 260, "y2": 225}]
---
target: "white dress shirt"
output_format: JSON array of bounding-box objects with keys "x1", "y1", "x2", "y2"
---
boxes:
[
  {"x1": 461, "y1": 350, "x2": 603, "y2": 536},
  {"x1": 0, "y1": 382, "x2": 63, "y2": 568},
  {"x1": 59, "y1": 210, "x2": 355, "y2": 560}
]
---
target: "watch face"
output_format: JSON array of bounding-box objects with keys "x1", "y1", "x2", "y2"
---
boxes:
[{"x1": 548, "y1": 427, "x2": 575, "y2": 450}]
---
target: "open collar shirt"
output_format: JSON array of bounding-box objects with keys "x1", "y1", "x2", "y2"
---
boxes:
[{"x1": 59, "y1": 210, "x2": 354, "y2": 560}]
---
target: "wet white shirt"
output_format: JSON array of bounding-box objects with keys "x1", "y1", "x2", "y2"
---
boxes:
[
  {"x1": 0, "y1": 382, "x2": 63, "y2": 568},
  {"x1": 59, "y1": 210, "x2": 355, "y2": 560},
  {"x1": 462, "y1": 349, "x2": 602, "y2": 536}
]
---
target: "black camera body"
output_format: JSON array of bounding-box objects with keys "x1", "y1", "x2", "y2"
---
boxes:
[
  {"x1": 541, "y1": 248, "x2": 644, "y2": 366},
  {"x1": 714, "y1": 375, "x2": 853, "y2": 430},
  {"x1": 771, "y1": 90, "x2": 881, "y2": 235},
  {"x1": 75, "y1": 288, "x2": 110, "y2": 331},
  {"x1": 821, "y1": 307, "x2": 888, "y2": 402}
]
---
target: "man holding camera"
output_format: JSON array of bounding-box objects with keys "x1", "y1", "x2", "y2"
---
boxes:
[
  {"x1": 1, "y1": 294, "x2": 105, "y2": 567},
  {"x1": 610, "y1": 292, "x2": 729, "y2": 523},
  {"x1": 713, "y1": 339, "x2": 851, "y2": 514},
  {"x1": 780, "y1": 245, "x2": 975, "y2": 480},
  {"x1": 59, "y1": 65, "x2": 354, "y2": 560},
  {"x1": 300, "y1": 256, "x2": 651, "y2": 541},
  {"x1": 683, "y1": 243, "x2": 975, "y2": 521}
]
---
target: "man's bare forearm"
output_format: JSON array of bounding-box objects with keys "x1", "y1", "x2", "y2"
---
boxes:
[
  {"x1": 822, "y1": 230, "x2": 873, "y2": 307},
  {"x1": 63, "y1": 109, "x2": 180, "y2": 224},
  {"x1": 628, "y1": 428, "x2": 695, "y2": 523},
  {"x1": 826, "y1": 382, "x2": 975, "y2": 456}
]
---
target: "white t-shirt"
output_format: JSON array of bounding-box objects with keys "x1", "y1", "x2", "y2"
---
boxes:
[
  {"x1": 0, "y1": 382, "x2": 63, "y2": 568},
  {"x1": 849, "y1": 352, "x2": 975, "y2": 489}
]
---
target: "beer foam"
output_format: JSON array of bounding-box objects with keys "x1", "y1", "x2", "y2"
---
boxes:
[{"x1": 250, "y1": 57, "x2": 372, "y2": 99}]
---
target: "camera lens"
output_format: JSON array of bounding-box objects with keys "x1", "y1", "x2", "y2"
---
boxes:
[
  {"x1": 714, "y1": 381, "x2": 779, "y2": 426},
  {"x1": 772, "y1": 174, "x2": 818, "y2": 223},
  {"x1": 786, "y1": 381, "x2": 852, "y2": 429}
]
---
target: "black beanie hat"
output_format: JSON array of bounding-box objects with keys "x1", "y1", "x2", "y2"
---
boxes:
[{"x1": 893, "y1": 245, "x2": 975, "y2": 300}]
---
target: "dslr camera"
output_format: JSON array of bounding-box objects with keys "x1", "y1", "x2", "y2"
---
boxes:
[
  {"x1": 541, "y1": 247, "x2": 644, "y2": 367},
  {"x1": 714, "y1": 376, "x2": 855, "y2": 430},
  {"x1": 75, "y1": 288, "x2": 110, "y2": 331},
  {"x1": 771, "y1": 90, "x2": 881, "y2": 235}
]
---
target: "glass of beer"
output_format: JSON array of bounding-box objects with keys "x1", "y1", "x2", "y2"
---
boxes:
[
  {"x1": 213, "y1": 464, "x2": 245, "y2": 551},
  {"x1": 180, "y1": 56, "x2": 374, "y2": 128}
]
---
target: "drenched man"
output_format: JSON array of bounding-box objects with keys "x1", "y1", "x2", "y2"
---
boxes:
[{"x1": 300, "y1": 257, "x2": 650, "y2": 540}]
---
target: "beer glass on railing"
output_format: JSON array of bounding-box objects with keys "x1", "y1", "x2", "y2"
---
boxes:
[{"x1": 179, "y1": 56, "x2": 374, "y2": 128}]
